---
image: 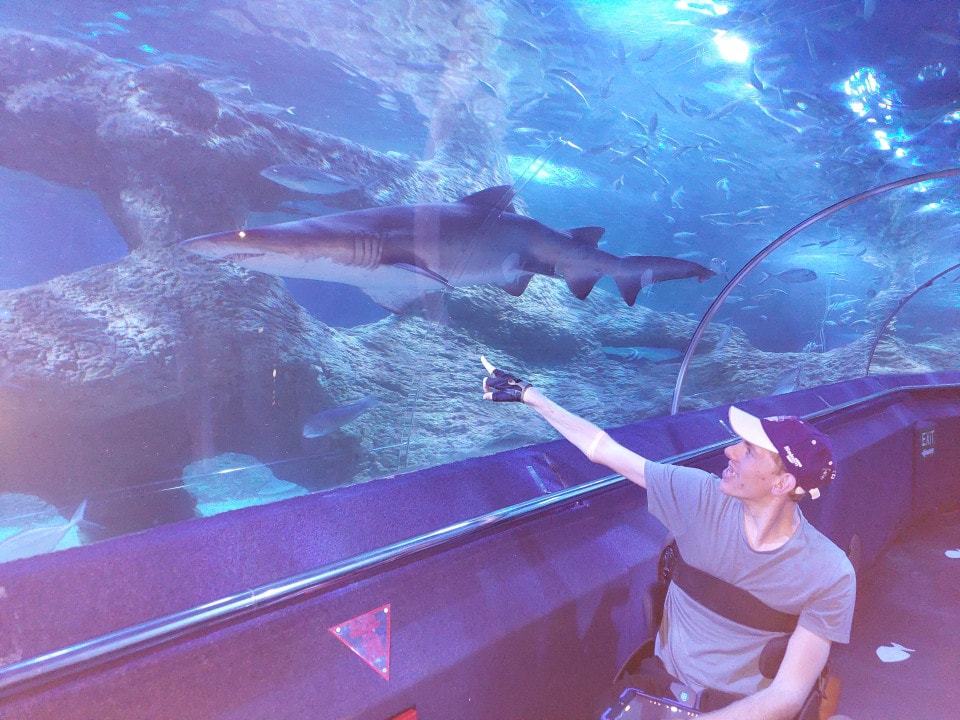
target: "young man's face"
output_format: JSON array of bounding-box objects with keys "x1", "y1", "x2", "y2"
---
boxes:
[{"x1": 720, "y1": 439, "x2": 787, "y2": 500}]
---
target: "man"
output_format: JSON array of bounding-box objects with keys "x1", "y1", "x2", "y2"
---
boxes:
[{"x1": 481, "y1": 357, "x2": 855, "y2": 720}]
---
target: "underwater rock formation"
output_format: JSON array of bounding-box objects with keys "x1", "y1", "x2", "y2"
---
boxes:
[{"x1": 0, "y1": 24, "x2": 513, "y2": 536}]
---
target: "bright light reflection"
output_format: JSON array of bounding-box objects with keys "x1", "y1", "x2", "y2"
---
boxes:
[
  {"x1": 713, "y1": 31, "x2": 750, "y2": 63},
  {"x1": 508, "y1": 155, "x2": 594, "y2": 188}
]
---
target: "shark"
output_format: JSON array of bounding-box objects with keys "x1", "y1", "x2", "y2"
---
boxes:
[{"x1": 180, "y1": 186, "x2": 715, "y2": 312}]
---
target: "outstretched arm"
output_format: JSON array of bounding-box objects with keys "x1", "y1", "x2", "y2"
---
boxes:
[{"x1": 481, "y1": 357, "x2": 649, "y2": 489}]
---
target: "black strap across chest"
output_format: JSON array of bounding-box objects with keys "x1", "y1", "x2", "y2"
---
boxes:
[{"x1": 667, "y1": 542, "x2": 800, "y2": 634}]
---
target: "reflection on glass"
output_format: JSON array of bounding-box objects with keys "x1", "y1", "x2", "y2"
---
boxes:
[{"x1": 0, "y1": 0, "x2": 958, "y2": 561}]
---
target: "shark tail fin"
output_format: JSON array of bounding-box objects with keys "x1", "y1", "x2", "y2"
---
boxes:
[{"x1": 614, "y1": 256, "x2": 716, "y2": 306}]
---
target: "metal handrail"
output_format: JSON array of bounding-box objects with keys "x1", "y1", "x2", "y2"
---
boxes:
[
  {"x1": 865, "y1": 261, "x2": 960, "y2": 375},
  {"x1": 1, "y1": 378, "x2": 959, "y2": 697}
]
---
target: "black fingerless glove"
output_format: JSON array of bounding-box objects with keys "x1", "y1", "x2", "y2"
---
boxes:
[{"x1": 482, "y1": 366, "x2": 531, "y2": 403}]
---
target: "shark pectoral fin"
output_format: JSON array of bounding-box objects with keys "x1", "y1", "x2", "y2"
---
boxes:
[
  {"x1": 498, "y1": 253, "x2": 535, "y2": 296},
  {"x1": 565, "y1": 226, "x2": 606, "y2": 247},
  {"x1": 391, "y1": 262, "x2": 452, "y2": 288},
  {"x1": 366, "y1": 287, "x2": 434, "y2": 314},
  {"x1": 457, "y1": 186, "x2": 518, "y2": 214}
]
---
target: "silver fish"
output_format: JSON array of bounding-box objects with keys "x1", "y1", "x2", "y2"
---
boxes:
[
  {"x1": 602, "y1": 346, "x2": 682, "y2": 364},
  {"x1": 303, "y1": 397, "x2": 379, "y2": 439},
  {"x1": 260, "y1": 165, "x2": 357, "y2": 195}
]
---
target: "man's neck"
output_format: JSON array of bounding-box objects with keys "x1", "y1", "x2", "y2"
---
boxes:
[{"x1": 742, "y1": 499, "x2": 801, "y2": 552}]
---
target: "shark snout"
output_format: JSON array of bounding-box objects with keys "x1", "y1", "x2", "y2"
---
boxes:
[{"x1": 181, "y1": 230, "x2": 253, "y2": 259}]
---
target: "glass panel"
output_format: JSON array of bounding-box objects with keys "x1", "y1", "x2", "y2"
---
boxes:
[
  {"x1": 0, "y1": 0, "x2": 958, "y2": 562},
  {"x1": 675, "y1": 172, "x2": 960, "y2": 410}
]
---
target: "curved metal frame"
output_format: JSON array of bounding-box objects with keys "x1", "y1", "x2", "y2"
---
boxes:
[
  {"x1": 669, "y1": 167, "x2": 960, "y2": 415},
  {"x1": 2, "y1": 379, "x2": 958, "y2": 699},
  {"x1": 865, "y1": 261, "x2": 960, "y2": 374}
]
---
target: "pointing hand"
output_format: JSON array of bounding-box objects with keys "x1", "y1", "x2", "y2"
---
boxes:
[{"x1": 481, "y1": 355, "x2": 531, "y2": 403}]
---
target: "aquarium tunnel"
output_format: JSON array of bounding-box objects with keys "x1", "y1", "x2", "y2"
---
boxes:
[{"x1": 0, "y1": 1, "x2": 958, "y2": 719}]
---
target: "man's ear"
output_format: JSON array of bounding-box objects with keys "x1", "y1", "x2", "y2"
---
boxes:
[{"x1": 772, "y1": 471, "x2": 799, "y2": 497}]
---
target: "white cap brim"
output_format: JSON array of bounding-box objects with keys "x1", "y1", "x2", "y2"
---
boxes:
[{"x1": 728, "y1": 406, "x2": 777, "y2": 453}]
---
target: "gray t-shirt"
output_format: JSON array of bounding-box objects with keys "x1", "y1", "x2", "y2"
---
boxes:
[{"x1": 645, "y1": 460, "x2": 856, "y2": 696}]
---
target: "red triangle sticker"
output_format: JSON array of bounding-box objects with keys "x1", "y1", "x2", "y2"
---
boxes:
[{"x1": 329, "y1": 603, "x2": 391, "y2": 680}]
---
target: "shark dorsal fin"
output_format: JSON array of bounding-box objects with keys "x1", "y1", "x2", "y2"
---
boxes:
[
  {"x1": 458, "y1": 186, "x2": 518, "y2": 214},
  {"x1": 566, "y1": 226, "x2": 606, "y2": 247}
]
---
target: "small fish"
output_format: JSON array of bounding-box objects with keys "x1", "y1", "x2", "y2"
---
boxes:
[
  {"x1": 600, "y1": 76, "x2": 616, "y2": 99},
  {"x1": 614, "y1": 39, "x2": 627, "y2": 65},
  {"x1": 260, "y1": 165, "x2": 356, "y2": 195},
  {"x1": 497, "y1": 36, "x2": 542, "y2": 55},
  {"x1": 511, "y1": 126, "x2": 544, "y2": 137},
  {"x1": 303, "y1": 396, "x2": 379, "y2": 439},
  {"x1": 681, "y1": 96, "x2": 710, "y2": 116},
  {"x1": 200, "y1": 77, "x2": 254, "y2": 96},
  {"x1": 716, "y1": 177, "x2": 731, "y2": 200},
  {"x1": 557, "y1": 137, "x2": 584, "y2": 152},
  {"x1": 602, "y1": 346, "x2": 682, "y2": 364},
  {"x1": 619, "y1": 111, "x2": 643, "y2": 129},
  {"x1": 583, "y1": 140, "x2": 618, "y2": 156},
  {"x1": 760, "y1": 268, "x2": 818, "y2": 284},
  {"x1": 705, "y1": 98, "x2": 746, "y2": 120},
  {"x1": 0, "y1": 501, "x2": 87, "y2": 563},
  {"x1": 476, "y1": 77, "x2": 499, "y2": 98},
  {"x1": 79, "y1": 21, "x2": 129, "y2": 37},
  {"x1": 635, "y1": 38, "x2": 663, "y2": 62},
  {"x1": 612, "y1": 174, "x2": 625, "y2": 191},
  {"x1": 249, "y1": 102, "x2": 296, "y2": 116},
  {"x1": 673, "y1": 231, "x2": 697, "y2": 239},
  {"x1": 862, "y1": 0, "x2": 877, "y2": 22},
  {"x1": 773, "y1": 366, "x2": 801, "y2": 395},
  {"x1": 752, "y1": 289, "x2": 788, "y2": 301},
  {"x1": 713, "y1": 322, "x2": 733, "y2": 352},
  {"x1": 648, "y1": 111, "x2": 659, "y2": 136},
  {"x1": 803, "y1": 28, "x2": 818, "y2": 61},
  {"x1": 670, "y1": 187, "x2": 685, "y2": 209},
  {"x1": 692, "y1": 132, "x2": 722, "y2": 147},
  {"x1": 650, "y1": 87, "x2": 678, "y2": 114},
  {"x1": 548, "y1": 73, "x2": 591, "y2": 109}
]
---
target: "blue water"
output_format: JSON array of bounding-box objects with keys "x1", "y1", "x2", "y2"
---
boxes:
[
  {"x1": 0, "y1": 168, "x2": 127, "y2": 289},
  {"x1": 0, "y1": 0, "x2": 956, "y2": 340},
  {"x1": 0, "y1": 0, "x2": 958, "y2": 541}
]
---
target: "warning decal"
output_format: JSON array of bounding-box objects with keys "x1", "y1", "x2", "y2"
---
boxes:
[{"x1": 329, "y1": 603, "x2": 391, "y2": 680}]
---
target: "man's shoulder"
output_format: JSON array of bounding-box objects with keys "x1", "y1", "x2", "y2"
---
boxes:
[
  {"x1": 645, "y1": 459, "x2": 718, "y2": 486},
  {"x1": 799, "y1": 519, "x2": 856, "y2": 579}
]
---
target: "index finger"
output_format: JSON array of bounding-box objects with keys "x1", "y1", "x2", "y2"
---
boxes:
[{"x1": 480, "y1": 355, "x2": 496, "y2": 375}]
